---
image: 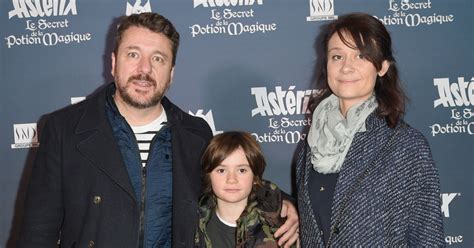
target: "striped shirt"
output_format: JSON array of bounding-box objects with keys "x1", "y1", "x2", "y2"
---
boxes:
[{"x1": 131, "y1": 110, "x2": 167, "y2": 167}]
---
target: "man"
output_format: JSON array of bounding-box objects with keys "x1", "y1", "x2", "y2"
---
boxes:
[{"x1": 18, "y1": 13, "x2": 298, "y2": 248}]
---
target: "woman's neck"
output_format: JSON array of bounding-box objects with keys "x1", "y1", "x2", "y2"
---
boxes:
[
  {"x1": 338, "y1": 96, "x2": 371, "y2": 118},
  {"x1": 339, "y1": 99, "x2": 357, "y2": 118}
]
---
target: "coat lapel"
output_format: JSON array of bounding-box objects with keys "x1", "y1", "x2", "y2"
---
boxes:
[
  {"x1": 163, "y1": 96, "x2": 206, "y2": 201},
  {"x1": 74, "y1": 86, "x2": 136, "y2": 201},
  {"x1": 170, "y1": 126, "x2": 208, "y2": 246},
  {"x1": 330, "y1": 114, "x2": 383, "y2": 230},
  {"x1": 331, "y1": 131, "x2": 371, "y2": 216},
  {"x1": 170, "y1": 126, "x2": 204, "y2": 197},
  {"x1": 163, "y1": 97, "x2": 211, "y2": 247},
  {"x1": 301, "y1": 145, "x2": 325, "y2": 244}
]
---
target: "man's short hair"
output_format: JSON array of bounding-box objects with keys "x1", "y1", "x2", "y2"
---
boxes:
[{"x1": 114, "y1": 13, "x2": 180, "y2": 66}]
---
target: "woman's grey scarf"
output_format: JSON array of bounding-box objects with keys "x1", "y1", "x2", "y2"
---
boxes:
[{"x1": 307, "y1": 94, "x2": 378, "y2": 174}]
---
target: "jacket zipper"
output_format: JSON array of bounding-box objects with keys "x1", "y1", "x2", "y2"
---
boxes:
[
  {"x1": 137, "y1": 124, "x2": 169, "y2": 248},
  {"x1": 120, "y1": 117, "x2": 159, "y2": 248},
  {"x1": 138, "y1": 133, "x2": 160, "y2": 248}
]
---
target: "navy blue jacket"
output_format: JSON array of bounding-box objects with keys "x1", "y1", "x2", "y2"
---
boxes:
[{"x1": 105, "y1": 89, "x2": 173, "y2": 248}]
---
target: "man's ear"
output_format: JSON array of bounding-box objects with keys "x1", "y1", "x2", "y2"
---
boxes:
[
  {"x1": 170, "y1": 67, "x2": 175, "y2": 84},
  {"x1": 111, "y1": 53, "x2": 116, "y2": 77}
]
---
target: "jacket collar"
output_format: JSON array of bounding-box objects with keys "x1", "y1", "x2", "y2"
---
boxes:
[
  {"x1": 75, "y1": 83, "x2": 112, "y2": 134},
  {"x1": 74, "y1": 83, "x2": 135, "y2": 200},
  {"x1": 75, "y1": 83, "x2": 193, "y2": 132},
  {"x1": 302, "y1": 112, "x2": 391, "y2": 241},
  {"x1": 197, "y1": 180, "x2": 282, "y2": 224}
]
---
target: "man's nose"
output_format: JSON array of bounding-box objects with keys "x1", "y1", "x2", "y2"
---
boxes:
[{"x1": 137, "y1": 56, "x2": 152, "y2": 74}]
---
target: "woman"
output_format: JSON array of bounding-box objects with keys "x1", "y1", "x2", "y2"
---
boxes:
[{"x1": 296, "y1": 13, "x2": 445, "y2": 247}]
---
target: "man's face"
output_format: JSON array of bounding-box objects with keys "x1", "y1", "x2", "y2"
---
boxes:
[{"x1": 111, "y1": 26, "x2": 174, "y2": 109}]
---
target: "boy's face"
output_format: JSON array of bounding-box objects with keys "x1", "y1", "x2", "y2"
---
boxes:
[{"x1": 210, "y1": 147, "x2": 254, "y2": 209}]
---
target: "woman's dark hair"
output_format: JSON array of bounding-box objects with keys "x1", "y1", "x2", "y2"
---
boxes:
[
  {"x1": 311, "y1": 12, "x2": 406, "y2": 128},
  {"x1": 114, "y1": 12, "x2": 180, "y2": 66},
  {"x1": 201, "y1": 131, "x2": 266, "y2": 199}
]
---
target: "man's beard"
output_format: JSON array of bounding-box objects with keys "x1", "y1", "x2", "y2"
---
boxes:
[{"x1": 116, "y1": 73, "x2": 169, "y2": 109}]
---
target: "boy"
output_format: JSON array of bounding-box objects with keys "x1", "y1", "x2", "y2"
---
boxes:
[{"x1": 195, "y1": 131, "x2": 295, "y2": 248}]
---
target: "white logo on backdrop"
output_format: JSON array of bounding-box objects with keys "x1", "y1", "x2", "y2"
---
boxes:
[
  {"x1": 430, "y1": 77, "x2": 473, "y2": 137},
  {"x1": 374, "y1": 0, "x2": 454, "y2": 27},
  {"x1": 445, "y1": 235, "x2": 463, "y2": 246},
  {"x1": 189, "y1": 0, "x2": 277, "y2": 37},
  {"x1": 251, "y1": 86, "x2": 318, "y2": 144},
  {"x1": 126, "y1": 0, "x2": 152, "y2": 16},
  {"x1": 71, "y1": 97, "x2": 86, "y2": 104},
  {"x1": 189, "y1": 109, "x2": 223, "y2": 136},
  {"x1": 441, "y1": 193, "x2": 463, "y2": 246},
  {"x1": 441, "y1": 192, "x2": 460, "y2": 218},
  {"x1": 306, "y1": 0, "x2": 338, "y2": 22},
  {"x1": 193, "y1": 0, "x2": 263, "y2": 8},
  {"x1": 5, "y1": 0, "x2": 91, "y2": 48},
  {"x1": 9, "y1": 0, "x2": 77, "y2": 19},
  {"x1": 11, "y1": 123, "x2": 40, "y2": 149},
  {"x1": 251, "y1": 86, "x2": 317, "y2": 117}
]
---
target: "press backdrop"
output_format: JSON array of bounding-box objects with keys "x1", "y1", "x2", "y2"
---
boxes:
[{"x1": 1, "y1": 0, "x2": 472, "y2": 247}]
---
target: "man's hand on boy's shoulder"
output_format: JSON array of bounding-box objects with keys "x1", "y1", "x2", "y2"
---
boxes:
[{"x1": 275, "y1": 200, "x2": 299, "y2": 248}]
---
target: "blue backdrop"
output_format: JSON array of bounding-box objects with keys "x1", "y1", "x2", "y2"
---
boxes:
[{"x1": 1, "y1": 0, "x2": 472, "y2": 247}]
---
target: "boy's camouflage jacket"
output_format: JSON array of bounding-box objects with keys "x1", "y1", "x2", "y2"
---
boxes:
[{"x1": 194, "y1": 180, "x2": 293, "y2": 248}]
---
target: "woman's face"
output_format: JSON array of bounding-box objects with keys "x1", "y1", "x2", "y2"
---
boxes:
[{"x1": 326, "y1": 32, "x2": 389, "y2": 114}]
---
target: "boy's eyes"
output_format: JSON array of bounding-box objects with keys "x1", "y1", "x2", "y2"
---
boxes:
[{"x1": 213, "y1": 167, "x2": 249, "y2": 174}]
